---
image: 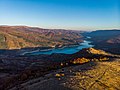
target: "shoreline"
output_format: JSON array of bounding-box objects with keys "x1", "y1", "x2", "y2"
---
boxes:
[
  {"x1": 21, "y1": 43, "x2": 80, "y2": 55},
  {"x1": 23, "y1": 40, "x2": 93, "y2": 55}
]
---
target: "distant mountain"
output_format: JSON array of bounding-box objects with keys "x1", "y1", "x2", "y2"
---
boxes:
[
  {"x1": 87, "y1": 30, "x2": 120, "y2": 54},
  {"x1": 0, "y1": 26, "x2": 83, "y2": 49}
]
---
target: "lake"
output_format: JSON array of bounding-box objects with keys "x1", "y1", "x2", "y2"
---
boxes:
[{"x1": 25, "y1": 40, "x2": 93, "y2": 55}]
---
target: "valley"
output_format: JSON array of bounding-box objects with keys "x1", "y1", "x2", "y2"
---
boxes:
[
  {"x1": 0, "y1": 26, "x2": 120, "y2": 90},
  {"x1": 0, "y1": 0, "x2": 119, "y2": 89}
]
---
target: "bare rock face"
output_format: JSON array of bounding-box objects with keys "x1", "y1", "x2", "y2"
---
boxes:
[{"x1": 85, "y1": 48, "x2": 109, "y2": 55}]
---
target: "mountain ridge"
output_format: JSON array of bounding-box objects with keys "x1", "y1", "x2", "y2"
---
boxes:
[{"x1": 0, "y1": 26, "x2": 83, "y2": 49}]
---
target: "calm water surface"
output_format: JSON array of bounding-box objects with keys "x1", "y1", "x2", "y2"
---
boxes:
[{"x1": 27, "y1": 40, "x2": 93, "y2": 55}]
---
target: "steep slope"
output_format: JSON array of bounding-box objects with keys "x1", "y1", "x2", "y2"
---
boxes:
[
  {"x1": 0, "y1": 26, "x2": 83, "y2": 49},
  {"x1": 1, "y1": 48, "x2": 119, "y2": 89},
  {"x1": 86, "y1": 30, "x2": 120, "y2": 54},
  {"x1": 15, "y1": 59, "x2": 120, "y2": 90},
  {"x1": 7, "y1": 48, "x2": 120, "y2": 90}
]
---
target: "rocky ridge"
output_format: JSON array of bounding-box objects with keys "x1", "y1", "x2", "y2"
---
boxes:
[{"x1": 1, "y1": 48, "x2": 118, "y2": 90}]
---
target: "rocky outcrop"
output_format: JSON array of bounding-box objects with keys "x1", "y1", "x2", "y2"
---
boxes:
[
  {"x1": 8, "y1": 48, "x2": 120, "y2": 90},
  {"x1": 0, "y1": 47, "x2": 119, "y2": 89}
]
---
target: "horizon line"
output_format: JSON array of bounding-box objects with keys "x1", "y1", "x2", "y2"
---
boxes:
[{"x1": 0, "y1": 25, "x2": 120, "y2": 31}]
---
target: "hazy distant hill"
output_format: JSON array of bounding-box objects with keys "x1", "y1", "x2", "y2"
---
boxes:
[
  {"x1": 87, "y1": 30, "x2": 120, "y2": 54},
  {"x1": 0, "y1": 26, "x2": 83, "y2": 49}
]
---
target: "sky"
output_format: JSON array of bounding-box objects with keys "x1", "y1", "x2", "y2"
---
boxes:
[{"x1": 0, "y1": 0, "x2": 119, "y2": 30}]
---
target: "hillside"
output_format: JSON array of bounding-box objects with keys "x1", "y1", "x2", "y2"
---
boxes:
[
  {"x1": 0, "y1": 48, "x2": 120, "y2": 89},
  {"x1": 86, "y1": 30, "x2": 120, "y2": 54},
  {"x1": 6, "y1": 48, "x2": 120, "y2": 90},
  {"x1": 0, "y1": 26, "x2": 83, "y2": 49},
  {"x1": 13, "y1": 58, "x2": 120, "y2": 90}
]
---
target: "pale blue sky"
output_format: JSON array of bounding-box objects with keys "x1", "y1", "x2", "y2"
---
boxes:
[{"x1": 0, "y1": 0, "x2": 119, "y2": 30}]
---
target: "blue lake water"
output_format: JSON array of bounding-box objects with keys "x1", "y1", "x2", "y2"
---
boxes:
[{"x1": 26, "y1": 40, "x2": 93, "y2": 55}]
